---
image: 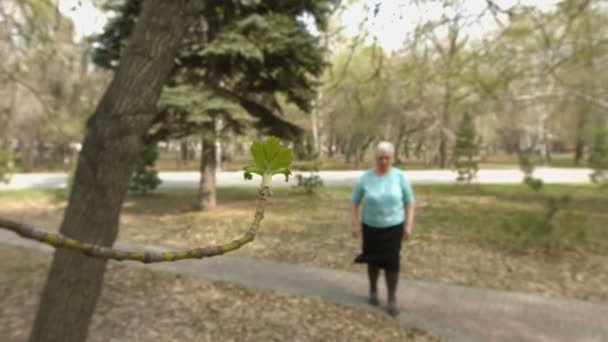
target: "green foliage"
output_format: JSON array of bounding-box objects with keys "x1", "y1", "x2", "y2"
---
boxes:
[
  {"x1": 454, "y1": 112, "x2": 479, "y2": 183},
  {"x1": 294, "y1": 166, "x2": 324, "y2": 195},
  {"x1": 511, "y1": 152, "x2": 586, "y2": 251},
  {"x1": 129, "y1": 143, "x2": 162, "y2": 195},
  {"x1": 519, "y1": 153, "x2": 544, "y2": 191},
  {"x1": 0, "y1": 146, "x2": 14, "y2": 184},
  {"x1": 6, "y1": 0, "x2": 60, "y2": 45},
  {"x1": 293, "y1": 132, "x2": 319, "y2": 161},
  {"x1": 589, "y1": 128, "x2": 608, "y2": 185},
  {"x1": 322, "y1": 47, "x2": 392, "y2": 158},
  {"x1": 159, "y1": 86, "x2": 247, "y2": 120},
  {"x1": 93, "y1": 0, "x2": 338, "y2": 143},
  {"x1": 243, "y1": 137, "x2": 293, "y2": 186},
  {"x1": 499, "y1": 195, "x2": 587, "y2": 251},
  {"x1": 156, "y1": 85, "x2": 253, "y2": 139}
]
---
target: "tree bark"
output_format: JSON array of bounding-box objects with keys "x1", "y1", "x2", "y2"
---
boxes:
[
  {"x1": 327, "y1": 130, "x2": 335, "y2": 158},
  {"x1": 311, "y1": 93, "x2": 321, "y2": 155},
  {"x1": 403, "y1": 136, "x2": 411, "y2": 160},
  {"x1": 198, "y1": 125, "x2": 217, "y2": 210},
  {"x1": 393, "y1": 123, "x2": 406, "y2": 164},
  {"x1": 20, "y1": 139, "x2": 36, "y2": 172},
  {"x1": 180, "y1": 141, "x2": 189, "y2": 163},
  {"x1": 439, "y1": 77, "x2": 452, "y2": 169},
  {"x1": 29, "y1": 2, "x2": 198, "y2": 342},
  {"x1": 215, "y1": 113, "x2": 223, "y2": 172},
  {"x1": 574, "y1": 4, "x2": 594, "y2": 166}
]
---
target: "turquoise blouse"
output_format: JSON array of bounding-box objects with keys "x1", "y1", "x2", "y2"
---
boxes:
[{"x1": 351, "y1": 168, "x2": 415, "y2": 228}]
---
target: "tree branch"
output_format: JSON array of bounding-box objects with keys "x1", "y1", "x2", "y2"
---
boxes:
[{"x1": 0, "y1": 187, "x2": 272, "y2": 263}]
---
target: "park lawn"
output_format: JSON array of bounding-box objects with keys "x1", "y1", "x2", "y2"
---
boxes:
[
  {"x1": 1, "y1": 184, "x2": 607, "y2": 302},
  {"x1": 0, "y1": 246, "x2": 436, "y2": 342}
]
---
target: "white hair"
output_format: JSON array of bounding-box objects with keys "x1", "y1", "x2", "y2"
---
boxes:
[{"x1": 375, "y1": 141, "x2": 395, "y2": 156}]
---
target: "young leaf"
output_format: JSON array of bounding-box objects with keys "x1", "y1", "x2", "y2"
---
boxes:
[{"x1": 243, "y1": 137, "x2": 293, "y2": 186}]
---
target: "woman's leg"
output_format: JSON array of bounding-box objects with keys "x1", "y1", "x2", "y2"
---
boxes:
[
  {"x1": 385, "y1": 269, "x2": 400, "y2": 316},
  {"x1": 367, "y1": 263, "x2": 380, "y2": 305},
  {"x1": 384, "y1": 223, "x2": 403, "y2": 316},
  {"x1": 385, "y1": 270, "x2": 399, "y2": 302}
]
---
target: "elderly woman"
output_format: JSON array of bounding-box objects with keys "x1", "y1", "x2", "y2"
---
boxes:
[{"x1": 351, "y1": 141, "x2": 415, "y2": 317}]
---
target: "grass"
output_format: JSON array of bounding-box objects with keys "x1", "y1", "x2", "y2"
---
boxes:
[{"x1": 1, "y1": 184, "x2": 607, "y2": 301}]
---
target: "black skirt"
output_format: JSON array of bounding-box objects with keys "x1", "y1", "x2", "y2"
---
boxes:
[{"x1": 354, "y1": 222, "x2": 404, "y2": 272}]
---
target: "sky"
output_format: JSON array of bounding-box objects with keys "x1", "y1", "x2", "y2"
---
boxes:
[
  {"x1": 58, "y1": 0, "x2": 561, "y2": 51},
  {"x1": 340, "y1": 0, "x2": 562, "y2": 52},
  {"x1": 57, "y1": 0, "x2": 107, "y2": 40}
]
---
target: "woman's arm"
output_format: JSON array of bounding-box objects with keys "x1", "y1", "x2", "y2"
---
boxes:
[
  {"x1": 351, "y1": 203, "x2": 361, "y2": 239},
  {"x1": 404, "y1": 203, "x2": 415, "y2": 240}
]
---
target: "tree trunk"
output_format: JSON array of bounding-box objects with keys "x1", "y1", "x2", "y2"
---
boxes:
[
  {"x1": 574, "y1": 110, "x2": 588, "y2": 165},
  {"x1": 439, "y1": 133, "x2": 448, "y2": 168},
  {"x1": 357, "y1": 138, "x2": 373, "y2": 166},
  {"x1": 438, "y1": 76, "x2": 452, "y2": 169},
  {"x1": 393, "y1": 124, "x2": 406, "y2": 164},
  {"x1": 20, "y1": 140, "x2": 36, "y2": 172},
  {"x1": 345, "y1": 137, "x2": 354, "y2": 164},
  {"x1": 68, "y1": 43, "x2": 90, "y2": 116},
  {"x1": 311, "y1": 99, "x2": 321, "y2": 155},
  {"x1": 180, "y1": 141, "x2": 189, "y2": 162},
  {"x1": 198, "y1": 126, "x2": 217, "y2": 210},
  {"x1": 574, "y1": 7, "x2": 595, "y2": 166},
  {"x1": 327, "y1": 130, "x2": 334, "y2": 158},
  {"x1": 215, "y1": 113, "x2": 223, "y2": 172},
  {"x1": 29, "y1": 2, "x2": 198, "y2": 342}
]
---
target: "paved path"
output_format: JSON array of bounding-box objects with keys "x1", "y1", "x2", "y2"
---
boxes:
[
  {"x1": 0, "y1": 167, "x2": 593, "y2": 190},
  {"x1": 1, "y1": 230, "x2": 606, "y2": 342}
]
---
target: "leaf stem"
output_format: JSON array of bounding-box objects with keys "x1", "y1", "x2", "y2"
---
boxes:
[{"x1": 262, "y1": 173, "x2": 273, "y2": 187}]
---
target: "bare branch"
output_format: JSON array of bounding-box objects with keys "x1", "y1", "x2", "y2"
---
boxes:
[{"x1": 0, "y1": 187, "x2": 272, "y2": 263}]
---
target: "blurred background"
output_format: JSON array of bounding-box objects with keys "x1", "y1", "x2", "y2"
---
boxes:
[{"x1": 1, "y1": 0, "x2": 607, "y2": 341}]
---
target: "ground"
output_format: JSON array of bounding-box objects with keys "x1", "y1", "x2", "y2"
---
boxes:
[
  {"x1": 2, "y1": 184, "x2": 606, "y2": 302},
  {"x1": 0, "y1": 246, "x2": 438, "y2": 342}
]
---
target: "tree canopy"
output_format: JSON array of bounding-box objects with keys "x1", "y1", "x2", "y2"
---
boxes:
[{"x1": 92, "y1": 0, "x2": 339, "y2": 141}]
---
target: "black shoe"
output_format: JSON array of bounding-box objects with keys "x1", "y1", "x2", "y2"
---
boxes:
[
  {"x1": 368, "y1": 293, "x2": 379, "y2": 306},
  {"x1": 387, "y1": 301, "x2": 399, "y2": 317}
]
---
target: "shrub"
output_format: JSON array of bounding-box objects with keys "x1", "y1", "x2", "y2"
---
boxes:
[
  {"x1": 294, "y1": 161, "x2": 323, "y2": 194},
  {"x1": 589, "y1": 128, "x2": 608, "y2": 185},
  {"x1": 129, "y1": 143, "x2": 162, "y2": 195},
  {"x1": 499, "y1": 195, "x2": 586, "y2": 251},
  {"x1": 454, "y1": 112, "x2": 479, "y2": 183},
  {"x1": 507, "y1": 152, "x2": 586, "y2": 252}
]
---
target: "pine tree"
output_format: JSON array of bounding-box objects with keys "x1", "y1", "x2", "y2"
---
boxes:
[
  {"x1": 93, "y1": 0, "x2": 337, "y2": 209},
  {"x1": 454, "y1": 112, "x2": 479, "y2": 183},
  {"x1": 589, "y1": 127, "x2": 608, "y2": 185}
]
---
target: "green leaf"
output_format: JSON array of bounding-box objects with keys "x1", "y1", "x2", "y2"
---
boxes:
[
  {"x1": 243, "y1": 137, "x2": 293, "y2": 185},
  {"x1": 250, "y1": 140, "x2": 266, "y2": 168},
  {"x1": 243, "y1": 165, "x2": 264, "y2": 179},
  {"x1": 269, "y1": 144, "x2": 293, "y2": 170},
  {"x1": 275, "y1": 168, "x2": 292, "y2": 182}
]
